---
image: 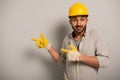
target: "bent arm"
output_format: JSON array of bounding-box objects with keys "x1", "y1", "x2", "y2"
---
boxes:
[
  {"x1": 78, "y1": 31, "x2": 109, "y2": 69},
  {"x1": 79, "y1": 54, "x2": 109, "y2": 69},
  {"x1": 79, "y1": 55, "x2": 99, "y2": 68},
  {"x1": 48, "y1": 46, "x2": 60, "y2": 63}
]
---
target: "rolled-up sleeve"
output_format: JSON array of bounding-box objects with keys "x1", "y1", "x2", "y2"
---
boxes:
[
  {"x1": 57, "y1": 36, "x2": 68, "y2": 66},
  {"x1": 95, "y1": 32, "x2": 109, "y2": 68},
  {"x1": 57, "y1": 52, "x2": 66, "y2": 66}
]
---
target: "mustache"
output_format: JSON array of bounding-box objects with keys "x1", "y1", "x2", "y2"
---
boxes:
[
  {"x1": 75, "y1": 25, "x2": 83, "y2": 27},
  {"x1": 73, "y1": 25, "x2": 86, "y2": 34}
]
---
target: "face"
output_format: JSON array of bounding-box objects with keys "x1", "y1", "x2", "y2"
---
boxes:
[{"x1": 69, "y1": 16, "x2": 88, "y2": 34}]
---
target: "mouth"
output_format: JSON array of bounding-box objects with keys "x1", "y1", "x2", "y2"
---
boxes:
[
  {"x1": 73, "y1": 25, "x2": 86, "y2": 34},
  {"x1": 75, "y1": 26, "x2": 82, "y2": 31},
  {"x1": 77, "y1": 26, "x2": 81, "y2": 30}
]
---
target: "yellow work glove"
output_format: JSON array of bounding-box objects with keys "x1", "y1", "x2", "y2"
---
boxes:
[
  {"x1": 31, "y1": 33, "x2": 52, "y2": 50},
  {"x1": 61, "y1": 44, "x2": 81, "y2": 61}
]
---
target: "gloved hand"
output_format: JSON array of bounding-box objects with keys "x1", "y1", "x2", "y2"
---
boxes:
[
  {"x1": 61, "y1": 44, "x2": 81, "y2": 61},
  {"x1": 31, "y1": 33, "x2": 52, "y2": 50}
]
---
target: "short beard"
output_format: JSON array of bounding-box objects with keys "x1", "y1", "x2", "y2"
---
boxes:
[{"x1": 72, "y1": 26, "x2": 86, "y2": 36}]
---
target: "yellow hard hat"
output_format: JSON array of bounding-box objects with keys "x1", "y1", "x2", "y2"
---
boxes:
[{"x1": 69, "y1": 2, "x2": 88, "y2": 17}]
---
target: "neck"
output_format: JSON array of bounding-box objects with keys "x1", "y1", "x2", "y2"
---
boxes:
[{"x1": 74, "y1": 31, "x2": 84, "y2": 40}]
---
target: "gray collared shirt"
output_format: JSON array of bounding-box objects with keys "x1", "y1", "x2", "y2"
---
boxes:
[{"x1": 58, "y1": 29, "x2": 109, "y2": 80}]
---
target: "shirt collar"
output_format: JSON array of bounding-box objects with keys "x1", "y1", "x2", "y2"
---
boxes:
[{"x1": 69, "y1": 29, "x2": 88, "y2": 39}]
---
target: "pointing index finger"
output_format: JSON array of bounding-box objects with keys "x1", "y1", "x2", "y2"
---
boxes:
[
  {"x1": 31, "y1": 38, "x2": 40, "y2": 41},
  {"x1": 40, "y1": 33, "x2": 46, "y2": 40}
]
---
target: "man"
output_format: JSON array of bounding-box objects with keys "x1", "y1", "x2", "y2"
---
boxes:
[{"x1": 32, "y1": 2, "x2": 109, "y2": 80}]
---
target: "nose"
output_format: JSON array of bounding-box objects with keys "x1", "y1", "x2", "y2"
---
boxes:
[{"x1": 77, "y1": 20, "x2": 81, "y2": 26}]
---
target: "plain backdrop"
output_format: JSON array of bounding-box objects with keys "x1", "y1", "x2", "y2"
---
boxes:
[{"x1": 0, "y1": 0, "x2": 120, "y2": 80}]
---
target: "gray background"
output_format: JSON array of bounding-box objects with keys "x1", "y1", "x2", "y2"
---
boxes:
[{"x1": 0, "y1": 0, "x2": 120, "y2": 80}]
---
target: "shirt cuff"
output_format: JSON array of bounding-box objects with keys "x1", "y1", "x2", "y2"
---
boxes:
[{"x1": 97, "y1": 56, "x2": 109, "y2": 68}]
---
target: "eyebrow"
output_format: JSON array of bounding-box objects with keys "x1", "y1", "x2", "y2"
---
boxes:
[{"x1": 70, "y1": 17, "x2": 86, "y2": 20}]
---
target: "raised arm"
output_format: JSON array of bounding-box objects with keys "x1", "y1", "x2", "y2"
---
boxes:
[{"x1": 31, "y1": 33, "x2": 60, "y2": 63}]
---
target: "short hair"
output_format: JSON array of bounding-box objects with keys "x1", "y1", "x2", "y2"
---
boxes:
[{"x1": 69, "y1": 15, "x2": 88, "y2": 19}]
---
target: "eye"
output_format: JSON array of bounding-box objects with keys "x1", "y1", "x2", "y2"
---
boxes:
[
  {"x1": 71, "y1": 18, "x2": 77, "y2": 22},
  {"x1": 80, "y1": 18, "x2": 85, "y2": 21},
  {"x1": 73, "y1": 19, "x2": 77, "y2": 21}
]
